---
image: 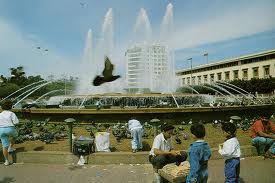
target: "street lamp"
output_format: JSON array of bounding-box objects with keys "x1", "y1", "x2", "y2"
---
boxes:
[
  {"x1": 187, "y1": 58, "x2": 193, "y2": 85},
  {"x1": 203, "y1": 52, "x2": 208, "y2": 64}
]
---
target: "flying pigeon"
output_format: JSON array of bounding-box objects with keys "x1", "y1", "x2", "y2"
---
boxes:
[{"x1": 92, "y1": 56, "x2": 120, "y2": 86}]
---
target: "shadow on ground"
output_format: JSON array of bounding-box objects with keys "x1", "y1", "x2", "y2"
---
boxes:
[{"x1": 0, "y1": 177, "x2": 16, "y2": 183}]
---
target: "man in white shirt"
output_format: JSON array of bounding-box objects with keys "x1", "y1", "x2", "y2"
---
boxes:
[
  {"x1": 149, "y1": 124, "x2": 187, "y2": 181},
  {"x1": 128, "y1": 117, "x2": 143, "y2": 153}
]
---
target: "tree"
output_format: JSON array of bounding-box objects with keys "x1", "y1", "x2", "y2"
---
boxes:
[{"x1": 9, "y1": 66, "x2": 27, "y2": 87}]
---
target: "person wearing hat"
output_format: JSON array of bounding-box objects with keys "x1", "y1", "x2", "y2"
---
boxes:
[
  {"x1": 149, "y1": 124, "x2": 187, "y2": 183},
  {"x1": 0, "y1": 100, "x2": 19, "y2": 166},
  {"x1": 250, "y1": 115, "x2": 275, "y2": 158}
]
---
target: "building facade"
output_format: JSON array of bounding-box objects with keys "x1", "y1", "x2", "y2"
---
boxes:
[
  {"x1": 176, "y1": 49, "x2": 275, "y2": 86},
  {"x1": 125, "y1": 43, "x2": 174, "y2": 92}
]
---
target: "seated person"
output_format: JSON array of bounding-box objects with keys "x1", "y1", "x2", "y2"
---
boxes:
[
  {"x1": 149, "y1": 124, "x2": 187, "y2": 182},
  {"x1": 250, "y1": 115, "x2": 275, "y2": 158}
]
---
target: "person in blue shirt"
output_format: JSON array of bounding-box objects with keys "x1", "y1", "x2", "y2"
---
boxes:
[{"x1": 186, "y1": 123, "x2": 211, "y2": 183}]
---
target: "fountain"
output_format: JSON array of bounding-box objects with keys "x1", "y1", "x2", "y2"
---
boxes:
[
  {"x1": 74, "y1": 3, "x2": 176, "y2": 94},
  {"x1": 1, "y1": 3, "x2": 274, "y2": 123}
]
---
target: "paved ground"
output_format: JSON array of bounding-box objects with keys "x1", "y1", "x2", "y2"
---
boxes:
[{"x1": 0, "y1": 157, "x2": 274, "y2": 183}]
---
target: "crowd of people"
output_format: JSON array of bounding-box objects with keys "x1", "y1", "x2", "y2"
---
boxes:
[{"x1": 1, "y1": 99, "x2": 275, "y2": 183}]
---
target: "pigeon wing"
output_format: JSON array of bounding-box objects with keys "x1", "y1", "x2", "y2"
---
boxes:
[{"x1": 102, "y1": 56, "x2": 114, "y2": 78}]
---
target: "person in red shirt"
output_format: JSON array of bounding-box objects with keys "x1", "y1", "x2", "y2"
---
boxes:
[{"x1": 250, "y1": 115, "x2": 275, "y2": 158}]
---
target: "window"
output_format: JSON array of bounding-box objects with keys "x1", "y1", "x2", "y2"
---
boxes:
[
  {"x1": 263, "y1": 65, "x2": 270, "y2": 78},
  {"x1": 233, "y1": 70, "x2": 239, "y2": 80},
  {"x1": 187, "y1": 77, "x2": 190, "y2": 85},
  {"x1": 242, "y1": 69, "x2": 248, "y2": 80},
  {"x1": 253, "y1": 67, "x2": 259, "y2": 78},
  {"x1": 217, "y1": 73, "x2": 222, "y2": 80},
  {"x1": 192, "y1": 77, "x2": 195, "y2": 85},
  {"x1": 225, "y1": 71, "x2": 230, "y2": 81},
  {"x1": 182, "y1": 78, "x2": 185, "y2": 85},
  {"x1": 204, "y1": 75, "x2": 208, "y2": 83},
  {"x1": 198, "y1": 76, "x2": 201, "y2": 85},
  {"x1": 210, "y1": 74, "x2": 214, "y2": 83}
]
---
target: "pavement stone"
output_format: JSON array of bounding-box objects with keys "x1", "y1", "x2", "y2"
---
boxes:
[{"x1": 0, "y1": 157, "x2": 274, "y2": 183}]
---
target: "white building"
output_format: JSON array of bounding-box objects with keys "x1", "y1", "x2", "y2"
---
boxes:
[
  {"x1": 125, "y1": 43, "x2": 174, "y2": 92},
  {"x1": 176, "y1": 49, "x2": 275, "y2": 86}
]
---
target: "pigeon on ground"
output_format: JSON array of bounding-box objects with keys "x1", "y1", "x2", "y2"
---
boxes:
[{"x1": 92, "y1": 56, "x2": 120, "y2": 86}]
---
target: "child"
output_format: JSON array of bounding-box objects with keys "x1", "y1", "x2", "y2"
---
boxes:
[
  {"x1": 186, "y1": 123, "x2": 211, "y2": 183},
  {"x1": 219, "y1": 122, "x2": 241, "y2": 183}
]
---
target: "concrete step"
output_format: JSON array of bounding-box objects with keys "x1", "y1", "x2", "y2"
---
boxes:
[{"x1": 2, "y1": 145, "x2": 258, "y2": 165}]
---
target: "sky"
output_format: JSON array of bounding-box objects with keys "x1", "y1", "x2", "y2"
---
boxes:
[{"x1": 0, "y1": 0, "x2": 274, "y2": 79}]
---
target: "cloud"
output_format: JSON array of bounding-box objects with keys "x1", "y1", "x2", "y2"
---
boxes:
[
  {"x1": 170, "y1": 2, "x2": 275, "y2": 50},
  {"x1": 0, "y1": 18, "x2": 78, "y2": 78}
]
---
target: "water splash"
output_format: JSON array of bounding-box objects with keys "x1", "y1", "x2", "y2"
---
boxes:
[
  {"x1": 76, "y1": 29, "x2": 93, "y2": 94},
  {"x1": 160, "y1": 3, "x2": 174, "y2": 44},
  {"x1": 134, "y1": 8, "x2": 152, "y2": 43}
]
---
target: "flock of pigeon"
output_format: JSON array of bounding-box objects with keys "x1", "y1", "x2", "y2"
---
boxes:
[
  {"x1": 14, "y1": 118, "x2": 67, "y2": 144},
  {"x1": 4, "y1": 116, "x2": 258, "y2": 146}
]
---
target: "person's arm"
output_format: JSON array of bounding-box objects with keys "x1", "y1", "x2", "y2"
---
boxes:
[
  {"x1": 153, "y1": 148, "x2": 176, "y2": 156},
  {"x1": 11, "y1": 112, "x2": 19, "y2": 125},
  {"x1": 254, "y1": 120, "x2": 275, "y2": 139},
  {"x1": 152, "y1": 136, "x2": 177, "y2": 156},
  {"x1": 257, "y1": 131, "x2": 275, "y2": 139},
  {"x1": 218, "y1": 140, "x2": 235, "y2": 157},
  {"x1": 269, "y1": 121, "x2": 275, "y2": 134},
  {"x1": 187, "y1": 148, "x2": 199, "y2": 183}
]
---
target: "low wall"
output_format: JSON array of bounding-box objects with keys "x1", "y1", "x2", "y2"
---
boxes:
[{"x1": 1, "y1": 145, "x2": 258, "y2": 165}]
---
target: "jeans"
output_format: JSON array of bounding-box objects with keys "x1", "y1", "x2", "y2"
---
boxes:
[
  {"x1": 130, "y1": 128, "x2": 143, "y2": 150},
  {"x1": 0, "y1": 127, "x2": 18, "y2": 148},
  {"x1": 225, "y1": 158, "x2": 240, "y2": 183},
  {"x1": 251, "y1": 137, "x2": 274, "y2": 155}
]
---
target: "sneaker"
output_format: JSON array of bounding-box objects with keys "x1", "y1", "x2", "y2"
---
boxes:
[
  {"x1": 4, "y1": 160, "x2": 9, "y2": 166},
  {"x1": 132, "y1": 149, "x2": 137, "y2": 153},
  {"x1": 8, "y1": 147, "x2": 16, "y2": 153}
]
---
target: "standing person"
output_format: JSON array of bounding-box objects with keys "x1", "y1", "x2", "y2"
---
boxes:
[
  {"x1": 128, "y1": 117, "x2": 143, "y2": 153},
  {"x1": 250, "y1": 115, "x2": 275, "y2": 158},
  {"x1": 219, "y1": 122, "x2": 241, "y2": 183},
  {"x1": 95, "y1": 99, "x2": 102, "y2": 110},
  {"x1": 149, "y1": 124, "x2": 187, "y2": 183},
  {"x1": 0, "y1": 100, "x2": 19, "y2": 166},
  {"x1": 186, "y1": 123, "x2": 211, "y2": 183}
]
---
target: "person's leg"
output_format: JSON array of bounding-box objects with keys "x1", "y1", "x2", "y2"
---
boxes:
[
  {"x1": 149, "y1": 155, "x2": 169, "y2": 170},
  {"x1": 0, "y1": 129, "x2": 10, "y2": 165},
  {"x1": 224, "y1": 159, "x2": 240, "y2": 183},
  {"x1": 149, "y1": 155, "x2": 165, "y2": 183},
  {"x1": 137, "y1": 128, "x2": 143, "y2": 150},
  {"x1": 269, "y1": 142, "x2": 275, "y2": 154},
  {"x1": 251, "y1": 137, "x2": 268, "y2": 155},
  {"x1": 130, "y1": 129, "x2": 138, "y2": 152},
  {"x1": 235, "y1": 159, "x2": 241, "y2": 183},
  {"x1": 8, "y1": 127, "x2": 18, "y2": 152}
]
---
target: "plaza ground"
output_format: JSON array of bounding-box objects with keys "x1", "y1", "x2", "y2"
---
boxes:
[{"x1": 0, "y1": 157, "x2": 274, "y2": 183}]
